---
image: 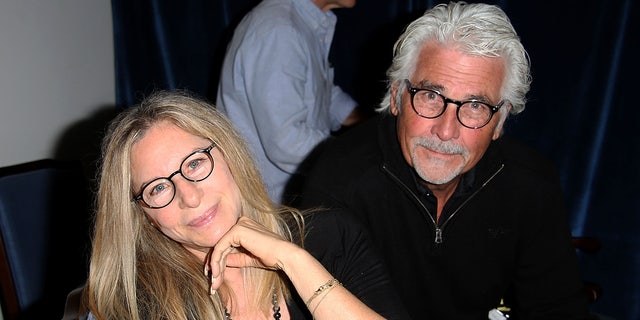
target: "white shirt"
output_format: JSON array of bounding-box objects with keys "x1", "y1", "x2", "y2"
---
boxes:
[{"x1": 216, "y1": 0, "x2": 357, "y2": 202}]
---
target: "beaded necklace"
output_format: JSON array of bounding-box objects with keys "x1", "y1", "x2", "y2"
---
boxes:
[{"x1": 224, "y1": 290, "x2": 281, "y2": 320}]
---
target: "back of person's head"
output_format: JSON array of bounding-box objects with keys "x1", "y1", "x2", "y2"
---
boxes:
[
  {"x1": 87, "y1": 90, "x2": 285, "y2": 319},
  {"x1": 379, "y1": 1, "x2": 531, "y2": 116}
]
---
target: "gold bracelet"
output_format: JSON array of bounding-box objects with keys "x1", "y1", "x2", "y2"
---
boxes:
[
  {"x1": 305, "y1": 278, "x2": 341, "y2": 308},
  {"x1": 311, "y1": 282, "x2": 339, "y2": 316}
]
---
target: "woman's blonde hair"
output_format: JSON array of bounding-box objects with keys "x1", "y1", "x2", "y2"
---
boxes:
[{"x1": 84, "y1": 90, "x2": 302, "y2": 319}]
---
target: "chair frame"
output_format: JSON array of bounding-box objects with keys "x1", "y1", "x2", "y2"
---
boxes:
[
  {"x1": 0, "y1": 159, "x2": 90, "y2": 320},
  {"x1": 0, "y1": 229, "x2": 20, "y2": 319}
]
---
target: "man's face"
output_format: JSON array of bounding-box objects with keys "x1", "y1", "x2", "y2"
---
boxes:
[{"x1": 390, "y1": 42, "x2": 508, "y2": 187}]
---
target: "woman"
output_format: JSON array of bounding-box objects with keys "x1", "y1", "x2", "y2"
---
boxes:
[{"x1": 80, "y1": 90, "x2": 408, "y2": 320}]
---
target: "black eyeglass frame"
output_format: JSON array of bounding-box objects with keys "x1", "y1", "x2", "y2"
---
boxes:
[
  {"x1": 133, "y1": 143, "x2": 216, "y2": 209},
  {"x1": 404, "y1": 79, "x2": 504, "y2": 129}
]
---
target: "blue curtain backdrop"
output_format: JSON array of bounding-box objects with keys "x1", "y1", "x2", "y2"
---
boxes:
[{"x1": 110, "y1": 0, "x2": 638, "y2": 318}]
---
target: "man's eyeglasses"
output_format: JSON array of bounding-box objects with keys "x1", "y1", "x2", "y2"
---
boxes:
[
  {"x1": 404, "y1": 79, "x2": 503, "y2": 129},
  {"x1": 133, "y1": 144, "x2": 216, "y2": 209}
]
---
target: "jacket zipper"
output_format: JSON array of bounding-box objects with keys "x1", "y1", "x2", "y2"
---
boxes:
[{"x1": 382, "y1": 163, "x2": 505, "y2": 244}]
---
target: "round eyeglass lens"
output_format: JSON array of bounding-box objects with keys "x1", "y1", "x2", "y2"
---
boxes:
[
  {"x1": 141, "y1": 149, "x2": 213, "y2": 208},
  {"x1": 458, "y1": 102, "x2": 492, "y2": 127}
]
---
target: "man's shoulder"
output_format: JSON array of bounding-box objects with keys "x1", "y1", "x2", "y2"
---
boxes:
[
  {"x1": 491, "y1": 135, "x2": 561, "y2": 182},
  {"x1": 309, "y1": 116, "x2": 384, "y2": 172},
  {"x1": 297, "y1": 116, "x2": 387, "y2": 207},
  {"x1": 325, "y1": 115, "x2": 385, "y2": 151},
  {"x1": 239, "y1": 0, "x2": 298, "y2": 31}
]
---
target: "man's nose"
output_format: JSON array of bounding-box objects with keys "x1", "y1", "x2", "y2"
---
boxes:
[{"x1": 430, "y1": 103, "x2": 460, "y2": 141}]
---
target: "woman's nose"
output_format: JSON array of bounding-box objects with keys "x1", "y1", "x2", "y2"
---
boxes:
[{"x1": 173, "y1": 177, "x2": 203, "y2": 208}]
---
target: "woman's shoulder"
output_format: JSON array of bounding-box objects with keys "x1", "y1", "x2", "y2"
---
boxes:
[
  {"x1": 304, "y1": 209, "x2": 363, "y2": 234},
  {"x1": 300, "y1": 208, "x2": 370, "y2": 257}
]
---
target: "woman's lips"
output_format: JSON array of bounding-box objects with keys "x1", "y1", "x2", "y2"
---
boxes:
[{"x1": 188, "y1": 205, "x2": 217, "y2": 227}]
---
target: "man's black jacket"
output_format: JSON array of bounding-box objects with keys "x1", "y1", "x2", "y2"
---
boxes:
[{"x1": 296, "y1": 114, "x2": 590, "y2": 319}]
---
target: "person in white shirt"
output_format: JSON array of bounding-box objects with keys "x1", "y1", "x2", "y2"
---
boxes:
[{"x1": 216, "y1": 0, "x2": 368, "y2": 204}]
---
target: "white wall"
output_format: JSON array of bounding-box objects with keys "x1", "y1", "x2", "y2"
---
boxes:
[{"x1": 0, "y1": 0, "x2": 115, "y2": 168}]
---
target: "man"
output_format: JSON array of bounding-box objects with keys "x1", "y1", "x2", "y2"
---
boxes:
[
  {"x1": 296, "y1": 2, "x2": 590, "y2": 319},
  {"x1": 216, "y1": 0, "x2": 367, "y2": 204}
]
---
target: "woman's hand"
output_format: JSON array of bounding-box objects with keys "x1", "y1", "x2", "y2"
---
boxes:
[
  {"x1": 204, "y1": 216, "x2": 301, "y2": 291},
  {"x1": 203, "y1": 216, "x2": 386, "y2": 319}
]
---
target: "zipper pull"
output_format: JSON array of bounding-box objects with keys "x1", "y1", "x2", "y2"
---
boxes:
[{"x1": 435, "y1": 228, "x2": 443, "y2": 243}]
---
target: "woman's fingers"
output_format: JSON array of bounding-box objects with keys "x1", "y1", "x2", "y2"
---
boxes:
[
  {"x1": 206, "y1": 217, "x2": 291, "y2": 276},
  {"x1": 203, "y1": 216, "x2": 303, "y2": 294},
  {"x1": 204, "y1": 242, "x2": 234, "y2": 292}
]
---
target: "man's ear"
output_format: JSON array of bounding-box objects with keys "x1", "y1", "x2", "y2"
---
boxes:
[
  {"x1": 390, "y1": 84, "x2": 400, "y2": 116},
  {"x1": 492, "y1": 103, "x2": 512, "y2": 140}
]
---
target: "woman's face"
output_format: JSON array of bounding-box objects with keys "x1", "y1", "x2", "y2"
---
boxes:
[{"x1": 130, "y1": 120, "x2": 242, "y2": 261}]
